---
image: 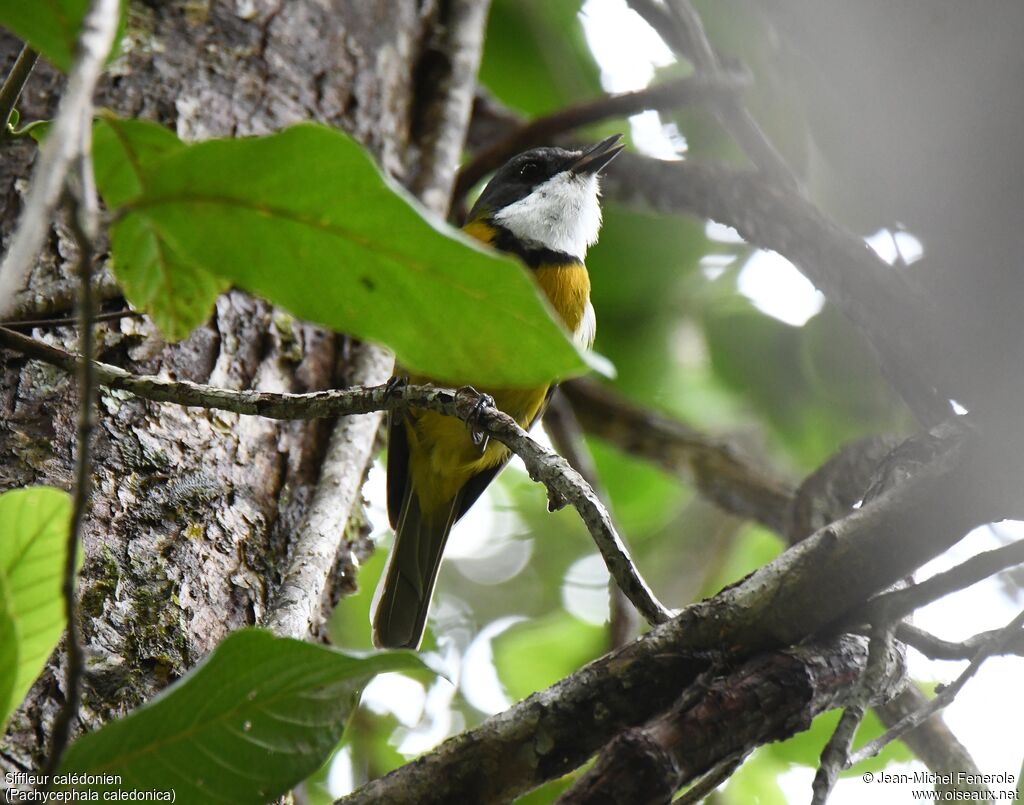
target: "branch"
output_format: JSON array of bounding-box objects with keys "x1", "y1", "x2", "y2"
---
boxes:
[
  {"x1": 811, "y1": 625, "x2": 897, "y2": 805},
  {"x1": 0, "y1": 43, "x2": 39, "y2": 138},
  {"x1": 0, "y1": 327, "x2": 672, "y2": 627},
  {"x1": 675, "y1": 753, "x2": 746, "y2": 805},
  {"x1": 855, "y1": 537, "x2": 1024, "y2": 626},
  {"x1": 264, "y1": 0, "x2": 491, "y2": 639},
  {"x1": 0, "y1": 0, "x2": 120, "y2": 319},
  {"x1": 628, "y1": 0, "x2": 797, "y2": 187},
  {"x1": 453, "y1": 73, "x2": 745, "y2": 201},
  {"x1": 602, "y1": 154, "x2": 952, "y2": 424},
  {"x1": 897, "y1": 622, "x2": 1024, "y2": 661},
  {"x1": 875, "y1": 686, "x2": 990, "y2": 796},
  {"x1": 264, "y1": 342, "x2": 393, "y2": 639},
  {"x1": 848, "y1": 609, "x2": 1024, "y2": 768},
  {"x1": 42, "y1": 141, "x2": 101, "y2": 775},
  {"x1": 6, "y1": 327, "x2": 1017, "y2": 803},
  {"x1": 0, "y1": 307, "x2": 140, "y2": 330},
  {"x1": 339, "y1": 425, "x2": 1005, "y2": 804},
  {"x1": 464, "y1": 93, "x2": 955, "y2": 424},
  {"x1": 557, "y1": 633, "x2": 905, "y2": 804},
  {"x1": 562, "y1": 379, "x2": 794, "y2": 533},
  {"x1": 543, "y1": 390, "x2": 639, "y2": 649}
]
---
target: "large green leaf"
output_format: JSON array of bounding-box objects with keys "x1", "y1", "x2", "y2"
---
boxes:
[
  {"x1": 93, "y1": 116, "x2": 226, "y2": 341},
  {"x1": 0, "y1": 486, "x2": 73, "y2": 728},
  {"x1": 104, "y1": 122, "x2": 586, "y2": 386},
  {"x1": 58, "y1": 629, "x2": 425, "y2": 804},
  {"x1": 0, "y1": 0, "x2": 124, "y2": 73}
]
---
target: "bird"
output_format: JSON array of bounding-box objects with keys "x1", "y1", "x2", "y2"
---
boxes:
[{"x1": 372, "y1": 133, "x2": 624, "y2": 649}]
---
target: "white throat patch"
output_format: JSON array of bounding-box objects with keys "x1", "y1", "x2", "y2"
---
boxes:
[{"x1": 492, "y1": 172, "x2": 602, "y2": 260}]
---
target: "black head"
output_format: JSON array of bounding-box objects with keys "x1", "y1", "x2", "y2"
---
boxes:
[{"x1": 468, "y1": 134, "x2": 624, "y2": 221}]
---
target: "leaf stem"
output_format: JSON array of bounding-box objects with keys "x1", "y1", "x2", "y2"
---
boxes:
[{"x1": 0, "y1": 44, "x2": 38, "y2": 140}]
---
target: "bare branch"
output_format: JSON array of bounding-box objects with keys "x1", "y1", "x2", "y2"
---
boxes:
[
  {"x1": 849, "y1": 609, "x2": 1024, "y2": 767},
  {"x1": 0, "y1": 0, "x2": 120, "y2": 318},
  {"x1": 628, "y1": 0, "x2": 797, "y2": 187},
  {"x1": 897, "y1": 622, "x2": 1024, "y2": 661},
  {"x1": 675, "y1": 752, "x2": 746, "y2": 805},
  {"x1": 41, "y1": 137, "x2": 101, "y2": 774},
  {"x1": 408, "y1": 0, "x2": 492, "y2": 215},
  {"x1": 338, "y1": 426, "x2": 1003, "y2": 804},
  {"x1": 454, "y1": 73, "x2": 745, "y2": 201},
  {"x1": 0, "y1": 44, "x2": 39, "y2": 138},
  {"x1": 557, "y1": 634, "x2": 905, "y2": 805},
  {"x1": 855, "y1": 538, "x2": 1024, "y2": 626},
  {"x1": 544, "y1": 390, "x2": 640, "y2": 649},
  {"x1": 811, "y1": 625, "x2": 897, "y2": 805},
  {"x1": 605, "y1": 155, "x2": 953, "y2": 425},
  {"x1": 0, "y1": 328, "x2": 672, "y2": 626},
  {"x1": 0, "y1": 307, "x2": 140, "y2": 330},
  {"x1": 875, "y1": 686, "x2": 990, "y2": 797}
]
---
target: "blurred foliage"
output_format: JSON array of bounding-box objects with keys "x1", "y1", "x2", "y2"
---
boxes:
[{"x1": 479, "y1": 0, "x2": 602, "y2": 115}]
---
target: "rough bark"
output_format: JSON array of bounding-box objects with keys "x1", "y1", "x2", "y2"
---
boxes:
[
  {"x1": 0, "y1": 0, "x2": 462, "y2": 771},
  {"x1": 558, "y1": 634, "x2": 907, "y2": 805}
]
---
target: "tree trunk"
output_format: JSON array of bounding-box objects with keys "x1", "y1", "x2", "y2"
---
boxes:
[{"x1": 1, "y1": 0, "x2": 478, "y2": 771}]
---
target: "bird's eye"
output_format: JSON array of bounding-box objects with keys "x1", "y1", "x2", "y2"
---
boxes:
[{"x1": 519, "y1": 161, "x2": 541, "y2": 180}]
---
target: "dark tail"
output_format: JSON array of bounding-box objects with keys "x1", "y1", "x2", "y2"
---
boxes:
[{"x1": 372, "y1": 489, "x2": 460, "y2": 650}]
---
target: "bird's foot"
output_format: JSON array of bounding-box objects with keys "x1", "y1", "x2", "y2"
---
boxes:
[
  {"x1": 458, "y1": 386, "x2": 495, "y2": 453},
  {"x1": 384, "y1": 375, "x2": 409, "y2": 401}
]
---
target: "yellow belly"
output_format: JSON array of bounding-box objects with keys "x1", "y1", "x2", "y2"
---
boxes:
[
  {"x1": 404, "y1": 219, "x2": 592, "y2": 509},
  {"x1": 403, "y1": 382, "x2": 548, "y2": 508}
]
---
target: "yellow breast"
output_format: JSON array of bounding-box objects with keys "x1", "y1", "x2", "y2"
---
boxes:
[{"x1": 462, "y1": 219, "x2": 592, "y2": 339}]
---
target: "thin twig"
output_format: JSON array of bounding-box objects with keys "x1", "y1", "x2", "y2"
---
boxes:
[
  {"x1": 0, "y1": 328, "x2": 672, "y2": 626},
  {"x1": 629, "y1": 0, "x2": 797, "y2": 187},
  {"x1": 544, "y1": 390, "x2": 639, "y2": 649},
  {"x1": 874, "y1": 686, "x2": 990, "y2": 796},
  {"x1": 896, "y1": 622, "x2": 1024, "y2": 661},
  {"x1": 0, "y1": 307, "x2": 140, "y2": 330},
  {"x1": 848, "y1": 609, "x2": 1024, "y2": 767},
  {"x1": 854, "y1": 538, "x2": 1024, "y2": 627},
  {"x1": 454, "y1": 73, "x2": 745, "y2": 200},
  {"x1": 0, "y1": 0, "x2": 119, "y2": 319},
  {"x1": 0, "y1": 43, "x2": 39, "y2": 137},
  {"x1": 675, "y1": 752, "x2": 746, "y2": 805},
  {"x1": 811, "y1": 624, "x2": 897, "y2": 804},
  {"x1": 42, "y1": 137, "x2": 100, "y2": 775}
]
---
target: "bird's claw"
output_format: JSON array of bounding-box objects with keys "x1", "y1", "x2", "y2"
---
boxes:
[
  {"x1": 458, "y1": 386, "x2": 495, "y2": 453},
  {"x1": 384, "y1": 375, "x2": 409, "y2": 401}
]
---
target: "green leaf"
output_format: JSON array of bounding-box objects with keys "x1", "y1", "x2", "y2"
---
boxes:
[
  {"x1": 93, "y1": 115, "x2": 185, "y2": 207},
  {"x1": 0, "y1": 486, "x2": 74, "y2": 728},
  {"x1": 58, "y1": 628, "x2": 426, "y2": 804},
  {"x1": 93, "y1": 116, "x2": 227, "y2": 341},
  {"x1": 0, "y1": 0, "x2": 124, "y2": 73},
  {"x1": 105, "y1": 122, "x2": 586, "y2": 385},
  {"x1": 0, "y1": 572, "x2": 17, "y2": 729}
]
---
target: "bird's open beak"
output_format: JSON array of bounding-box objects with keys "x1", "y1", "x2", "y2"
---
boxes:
[{"x1": 567, "y1": 133, "x2": 625, "y2": 176}]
